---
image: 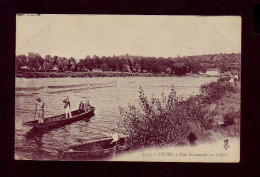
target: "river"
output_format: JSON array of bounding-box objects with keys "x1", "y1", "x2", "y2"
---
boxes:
[{"x1": 15, "y1": 76, "x2": 218, "y2": 160}]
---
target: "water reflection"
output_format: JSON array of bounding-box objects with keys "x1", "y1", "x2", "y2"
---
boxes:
[{"x1": 25, "y1": 129, "x2": 45, "y2": 149}]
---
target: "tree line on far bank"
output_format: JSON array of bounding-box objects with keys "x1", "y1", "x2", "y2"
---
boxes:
[{"x1": 16, "y1": 52, "x2": 241, "y2": 76}]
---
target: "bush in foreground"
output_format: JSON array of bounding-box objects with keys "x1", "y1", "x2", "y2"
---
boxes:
[
  {"x1": 119, "y1": 87, "x2": 217, "y2": 149},
  {"x1": 222, "y1": 111, "x2": 240, "y2": 127}
]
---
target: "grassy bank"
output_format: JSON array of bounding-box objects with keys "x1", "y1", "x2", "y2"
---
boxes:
[
  {"x1": 119, "y1": 77, "x2": 240, "y2": 150},
  {"x1": 15, "y1": 71, "x2": 173, "y2": 78},
  {"x1": 190, "y1": 81, "x2": 240, "y2": 143}
]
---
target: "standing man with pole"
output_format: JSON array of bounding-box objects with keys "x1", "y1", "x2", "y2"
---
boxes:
[
  {"x1": 35, "y1": 98, "x2": 44, "y2": 123},
  {"x1": 63, "y1": 96, "x2": 72, "y2": 118}
]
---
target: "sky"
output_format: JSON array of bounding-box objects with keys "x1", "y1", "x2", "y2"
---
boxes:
[{"x1": 16, "y1": 15, "x2": 241, "y2": 60}]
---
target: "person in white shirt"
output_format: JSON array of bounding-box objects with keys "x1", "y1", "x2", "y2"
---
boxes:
[
  {"x1": 63, "y1": 96, "x2": 72, "y2": 118},
  {"x1": 109, "y1": 128, "x2": 119, "y2": 145},
  {"x1": 108, "y1": 128, "x2": 119, "y2": 157},
  {"x1": 36, "y1": 98, "x2": 44, "y2": 123}
]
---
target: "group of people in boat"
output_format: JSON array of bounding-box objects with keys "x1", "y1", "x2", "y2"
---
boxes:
[
  {"x1": 78, "y1": 100, "x2": 91, "y2": 114},
  {"x1": 35, "y1": 98, "x2": 120, "y2": 153},
  {"x1": 35, "y1": 97, "x2": 92, "y2": 123}
]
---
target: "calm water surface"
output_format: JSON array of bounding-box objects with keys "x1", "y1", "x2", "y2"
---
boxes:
[{"x1": 15, "y1": 76, "x2": 218, "y2": 160}]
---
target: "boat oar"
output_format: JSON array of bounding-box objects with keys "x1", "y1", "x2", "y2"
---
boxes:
[{"x1": 83, "y1": 136, "x2": 110, "y2": 143}]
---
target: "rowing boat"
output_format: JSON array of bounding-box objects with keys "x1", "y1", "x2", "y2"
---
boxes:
[
  {"x1": 15, "y1": 91, "x2": 34, "y2": 96},
  {"x1": 23, "y1": 107, "x2": 95, "y2": 130},
  {"x1": 15, "y1": 86, "x2": 46, "y2": 92},
  {"x1": 15, "y1": 81, "x2": 117, "y2": 95},
  {"x1": 46, "y1": 83, "x2": 91, "y2": 93},
  {"x1": 47, "y1": 81, "x2": 116, "y2": 93},
  {"x1": 59, "y1": 136, "x2": 129, "y2": 160}
]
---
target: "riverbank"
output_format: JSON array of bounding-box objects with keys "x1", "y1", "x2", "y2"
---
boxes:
[
  {"x1": 114, "y1": 79, "x2": 240, "y2": 161},
  {"x1": 15, "y1": 71, "x2": 206, "y2": 78},
  {"x1": 16, "y1": 71, "x2": 168, "y2": 78},
  {"x1": 189, "y1": 81, "x2": 240, "y2": 143}
]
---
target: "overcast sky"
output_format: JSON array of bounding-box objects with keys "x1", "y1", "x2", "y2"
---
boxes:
[{"x1": 16, "y1": 15, "x2": 241, "y2": 60}]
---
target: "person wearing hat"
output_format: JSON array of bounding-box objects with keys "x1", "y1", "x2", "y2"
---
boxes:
[
  {"x1": 63, "y1": 96, "x2": 72, "y2": 118},
  {"x1": 36, "y1": 98, "x2": 44, "y2": 123}
]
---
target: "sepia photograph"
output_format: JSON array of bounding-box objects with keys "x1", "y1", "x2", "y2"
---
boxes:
[{"x1": 15, "y1": 14, "x2": 241, "y2": 162}]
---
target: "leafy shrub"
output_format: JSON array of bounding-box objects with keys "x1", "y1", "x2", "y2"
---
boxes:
[
  {"x1": 119, "y1": 87, "x2": 216, "y2": 149},
  {"x1": 219, "y1": 113, "x2": 240, "y2": 137},
  {"x1": 217, "y1": 76, "x2": 230, "y2": 83},
  {"x1": 201, "y1": 78, "x2": 236, "y2": 103},
  {"x1": 223, "y1": 111, "x2": 240, "y2": 127}
]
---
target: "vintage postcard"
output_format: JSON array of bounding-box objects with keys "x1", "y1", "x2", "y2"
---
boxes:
[{"x1": 15, "y1": 14, "x2": 241, "y2": 162}]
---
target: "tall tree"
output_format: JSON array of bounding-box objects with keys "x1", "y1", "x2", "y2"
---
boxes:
[
  {"x1": 43, "y1": 55, "x2": 52, "y2": 71},
  {"x1": 57, "y1": 57, "x2": 64, "y2": 71},
  {"x1": 16, "y1": 55, "x2": 27, "y2": 71},
  {"x1": 173, "y1": 62, "x2": 187, "y2": 76},
  {"x1": 69, "y1": 57, "x2": 76, "y2": 71},
  {"x1": 27, "y1": 52, "x2": 42, "y2": 71}
]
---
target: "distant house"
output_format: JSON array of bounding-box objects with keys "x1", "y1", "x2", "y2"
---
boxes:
[
  {"x1": 52, "y1": 65, "x2": 59, "y2": 72},
  {"x1": 206, "y1": 68, "x2": 221, "y2": 76},
  {"x1": 81, "y1": 68, "x2": 90, "y2": 72},
  {"x1": 20, "y1": 66, "x2": 30, "y2": 72},
  {"x1": 125, "y1": 65, "x2": 131, "y2": 72},
  {"x1": 199, "y1": 71, "x2": 205, "y2": 74},
  {"x1": 92, "y1": 69, "x2": 103, "y2": 72},
  {"x1": 21, "y1": 66, "x2": 29, "y2": 69},
  {"x1": 221, "y1": 71, "x2": 231, "y2": 76}
]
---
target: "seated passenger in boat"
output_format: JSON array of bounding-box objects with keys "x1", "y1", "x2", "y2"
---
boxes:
[
  {"x1": 109, "y1": 128, "x2": 119, "y2": 146},
  {"x1": 79, "y1": 101, "x2": 84, "y2": 113},
  {"x1": 85, "y1": 100, "x2": 91, "y2": 112},
  {"x1": 36, "y1": 98, "x2": 44, "y2": 123}
]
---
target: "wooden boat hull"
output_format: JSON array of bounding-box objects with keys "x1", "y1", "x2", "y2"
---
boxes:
[
  {"x1": 16, "y1": 86, "x2": 46, "y2": 92},
  {"x1": 15, "y1": 91, "x2": 34, "y2": 96},
  {"x1": 47, "y1": 81, "x2": 116, "y2": 93},
  {"x1": 59, "y1": 136, "x2": 129, "y2": 160},
  {"x1": 23, "y1": 107, "x2": 95, "y2": 130},
  {"x1": 46, "y1": 84, "x2": 90, "y2": 93},
  {"x1": 15, "y1": 81, "x2": 116, "y2": 95}
]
